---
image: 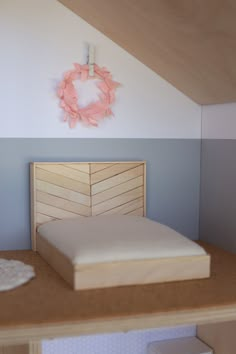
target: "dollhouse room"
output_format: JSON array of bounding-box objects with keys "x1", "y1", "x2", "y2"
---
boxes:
[{"x1": 1, "y1": 0, "x2": 236, "y2": 353}]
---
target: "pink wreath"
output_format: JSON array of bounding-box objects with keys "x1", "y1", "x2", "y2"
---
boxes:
[{"x1": 58, "y1": 63, "x2": 120, "y2": 128}]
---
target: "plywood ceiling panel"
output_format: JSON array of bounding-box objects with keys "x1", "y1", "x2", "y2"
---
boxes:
[{"x1": 58, "y1": 0, "x2": 236, "y2": 104}]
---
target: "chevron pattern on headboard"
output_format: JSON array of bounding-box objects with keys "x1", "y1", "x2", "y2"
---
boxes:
[{"x1": 30, "y1": 161, "x2": 146, "y2": 250}]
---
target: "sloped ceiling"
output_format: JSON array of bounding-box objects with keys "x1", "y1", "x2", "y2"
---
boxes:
[{"x1": 58, "y1": 0, "x2": 236, "y2": 105}]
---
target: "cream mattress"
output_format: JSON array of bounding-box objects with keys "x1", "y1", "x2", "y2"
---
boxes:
[{"x1": 37, "y1": 216, "x2": 206, "y2": 266}]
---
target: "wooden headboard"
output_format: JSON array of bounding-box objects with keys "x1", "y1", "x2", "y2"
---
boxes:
[{"x1": 30, "y1": 161, "x2": 146, "y2": 251}]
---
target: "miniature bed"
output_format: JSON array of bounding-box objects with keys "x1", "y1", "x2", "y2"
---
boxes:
[{"x1": 30, "y1": 161, "x2": 210, "y2": 290}]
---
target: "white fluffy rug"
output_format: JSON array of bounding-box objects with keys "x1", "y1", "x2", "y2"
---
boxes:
[{"x1": 0, "y1": 259, "x2": 35, "y2": 291}]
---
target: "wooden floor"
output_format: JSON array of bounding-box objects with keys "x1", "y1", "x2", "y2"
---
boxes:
[{"x1": 1, "y1": 242, "x2": 236, "y2": 344}]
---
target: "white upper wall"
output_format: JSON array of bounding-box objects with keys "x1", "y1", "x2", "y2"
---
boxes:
[
  {"x1": 202, "y1": 103, "x2": 236, "y2": 139},
  {"x1": 0, "y1": 0, "x2": 201, "y2": 138}
]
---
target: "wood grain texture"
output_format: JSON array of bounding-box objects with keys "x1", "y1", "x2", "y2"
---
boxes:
[
  {"x1": 92, "y1": 176, "x2": 143, "y2": 206},
  {"x1": 31, "y1": 161, "x2": 146, "y2": 250},
  {"x1": 36, "y1": 234, "x2": 210, "y2": 290},
  {"x1": 37, "y1": 234, "x2": 74, "y2": 288},
  {"x1": 58, "y1": 0, "x2": 236, "y2": 104},
  {"x1": 91, "y1": 165, "x2": 144, "y2": 195},
  {"x1": 36, "y1": 202, "x2": 79, "y2": 219},
  {"x1": 0, "y1": 342, "x2": 41, "y2": 354},
  {"x1": 0, "y1": 243, "x2": 235, "y2": 343},
  {"x1": 0, "y1": 344, "x2": 29, "y2": 354},
  {"x1": 90, "y1": 163, "x2": 115, "y2": 173},
  {"x1": 66, "y1": 163, "x2": 90, "y2": 174},
  {"x1": 197, "y1": 321, "x2": 236, "y2": 354},
  {"x1": 36, "y1": 168, "x2": 90, "y2": 195},
  {"x1": 36, "y1": 180, "x2": 91, "y2": 206},
  {"x1": 100, "y1": 197, "x2": 144, "y2": 215},
  {"x1": 92, "y1": 186, "x2": 144, "y2": 215},
  {"x1": 127, "y1": 207, "x2": 144, "y2": 216},
  {"x1": 37, "y1": 191, "x2": 90, "y2": 216},
  {"x1": 73, "y1": 254, "x2": 210, "y2": 290},
  {"x1": 38, "y1": 164, "x2": 90, "y2": 184},
  {"x1": 90, "y1": 163, "x2": 142, "y2": 184}
]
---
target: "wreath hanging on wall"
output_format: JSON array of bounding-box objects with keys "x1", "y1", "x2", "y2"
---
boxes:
[{"x1": 58, "y1": 63, "x2": 120, "y2": 128}]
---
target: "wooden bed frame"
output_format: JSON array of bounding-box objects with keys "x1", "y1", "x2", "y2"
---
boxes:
[{"x1": 30, "y1": 161, "x2": 210, "y2": 290}]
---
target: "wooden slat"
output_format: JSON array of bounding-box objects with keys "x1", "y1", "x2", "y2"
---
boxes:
[
  {"x1": 66, "y1": 164, "x2": 90, "y2": 174},
  {"x1": 92, "y1": 165, "x2": 144, "y2": 195},
  {"x1": 92, "y1": 187, "x2": 143, "y2": 215},
  {"x1": 36, "y1": 202, "x2": 79, "y2": 220},
  {"x1": 36, "y1": 180, "x2": 90, "y2": 206},
  {"x1": 37, "y1": 191, "x2": 91, "y2": 217},
  {"x1": 91, "y1": 163, "x2": 142, "y2": 184},
  {"x1": 92, "y1": 176, "x2": 143, "y2": 206},
  {"x1": 126, "y1": 207, "x2": 144, "y2": 216},
  {"x1": 36, "y1": 213, "x2": 56, "y2": 225},
  {"x1": 37, "y1": 164, "x2": 90, "y2": 184},
  {"x1": 100, "y1": 197, "x2": 144, "y2": 215},
  {"x1": 36, "y1": 168, "x2": 90, "y2": 195},
  {"x1": 90, "y1": 163, "x2": 115, "y2": 174}
]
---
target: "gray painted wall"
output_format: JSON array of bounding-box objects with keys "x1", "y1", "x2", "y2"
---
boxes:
[
  {"x1": 200, "y1": 140, "x2": 236, "y2": 252},
  {"x1": 0, "y1": 139, "x2": 200, "y2": 250}
]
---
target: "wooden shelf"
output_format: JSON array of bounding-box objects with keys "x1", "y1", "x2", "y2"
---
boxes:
[{"x1": 1, "y1": 242, "x2": 236, "y2": 344}]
